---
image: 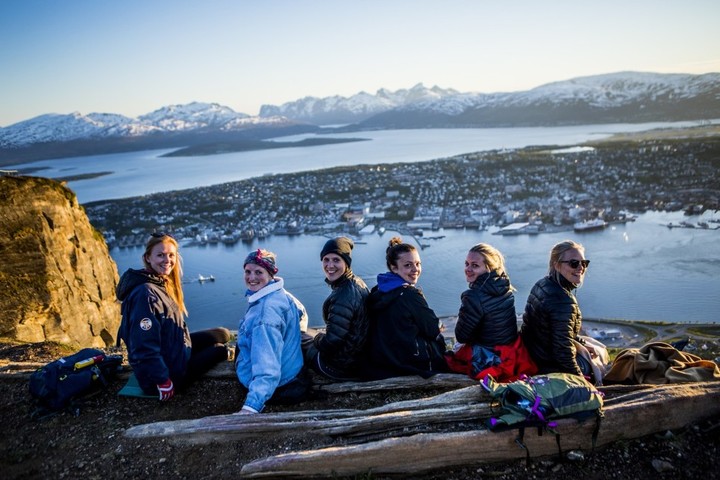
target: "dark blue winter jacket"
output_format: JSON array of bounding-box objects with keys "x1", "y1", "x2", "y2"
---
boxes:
[
  {"x1": 363, "y1": 272, "x2": 448, "y2": 380},
  {"x1": 116, "y1": 268, "x2": 191, "y2": 394}
]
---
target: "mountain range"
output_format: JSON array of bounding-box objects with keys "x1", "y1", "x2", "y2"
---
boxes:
[{"x1": 1, "y1": 71, "x2": 719, "y2": 163}]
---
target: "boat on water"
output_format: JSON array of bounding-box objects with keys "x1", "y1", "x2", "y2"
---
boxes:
[
  {"x1": 220, "y1": 232, "x2": 241, "y2": 245},
  {"x1": 573, "y1": 218, "x2": 607, "y2": 232},
  {"x1": 665, "y1": 221, "x2": 718, "y2": 229},
  {"x1": 198, "y1": 274, "x2": 215, "y2": 283}
]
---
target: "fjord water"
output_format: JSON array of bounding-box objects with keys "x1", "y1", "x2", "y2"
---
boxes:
[
  {"x1": 14, "y1": 121, "x2": 712, "y2": 203},
  {"x1": 111, "y1": 210, "x2": 720, "y2": 332}
]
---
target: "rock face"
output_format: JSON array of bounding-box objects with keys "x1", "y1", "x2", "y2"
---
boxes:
[{"x1": 0, "y1": 175, "x2": 120, "y2": 347}]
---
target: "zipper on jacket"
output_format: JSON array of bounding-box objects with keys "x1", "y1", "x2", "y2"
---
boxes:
[{"x1": 424, "y1": 341, "x2": 433, "y2": 371}]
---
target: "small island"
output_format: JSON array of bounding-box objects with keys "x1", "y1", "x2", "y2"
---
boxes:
[{"x1": 160, "y1": 137, "x2": 369, "y2": 157}]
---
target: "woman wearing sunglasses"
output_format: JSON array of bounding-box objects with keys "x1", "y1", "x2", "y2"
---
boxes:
[
  {"x1": 116, "y1": 233, "x2": 231, "y2": 401},
  {"x1": 520, "y1": 239, "x2": 596, "y2": 379}
]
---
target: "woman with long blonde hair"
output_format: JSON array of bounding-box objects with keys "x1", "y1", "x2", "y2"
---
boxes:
[
  {"x1": 117, "y1": 233, "x2": 230, "y2": 400},
  {"x1": 455, "y1": 243, "x2": 518, "y2": 348}
]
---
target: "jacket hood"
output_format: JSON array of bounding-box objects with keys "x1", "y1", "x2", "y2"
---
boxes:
[
  {"x1": 376, "y1": 272, "x2": 410, "y2": 293},
  {"x1": 471, "y1": 271, "x2": 512, "y2": 297},
  {"x1": 369, "y1": 282, "x2": 405, "y2": 312},
  {"x1": 116, "y1": 268, "x2": 165, "y2": 301}
]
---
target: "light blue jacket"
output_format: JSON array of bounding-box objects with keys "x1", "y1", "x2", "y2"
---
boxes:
[{"x1": 235, "y1": 277, "x2": 304, "y2": 412}]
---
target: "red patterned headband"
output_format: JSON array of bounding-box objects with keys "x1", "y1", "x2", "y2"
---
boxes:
[{"x1": 244, "y1": 249, "x2": 278, "y2": 275}]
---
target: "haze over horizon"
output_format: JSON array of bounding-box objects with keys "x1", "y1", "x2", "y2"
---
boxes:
[{"x1": 1, "y1": 0, "x2": 719, "y2": 128}]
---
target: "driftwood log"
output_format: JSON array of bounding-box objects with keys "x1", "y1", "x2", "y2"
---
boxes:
[
  {"x1": 203, "y1": 361, "x2": 477, "y2": 392},
  {"x1": 312, "y1": 372, "x2": 476, "y2": 393},
  {"x1": 124, "y1": 378, "x2": 720, "y2": 478},
  {"x1": 237, "y1": 382, "x2": 720, "y2": 478},
  {"x1": 125, "y1": 383, "x2": 490, "y2": 443}
]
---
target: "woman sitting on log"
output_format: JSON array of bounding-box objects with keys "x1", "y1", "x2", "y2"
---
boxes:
[
  {"x1": 361, "y1": 236, "x2": 448, "y2": 380},
  {"x1": 520, "y1": 239, "x2": 606, "y2": 383},
  {"x1": 302, "y1": 236, "x2": 370, "y2": 381},
  {"x1": 235, "y1": 249, "x2": 310, "y2": 414},
  {"x1": 116, "y1": 232, "x2": 231, "y2": 401},
  {"x1": 446, "y1": 243, "x2": 536, "y2": 382}
]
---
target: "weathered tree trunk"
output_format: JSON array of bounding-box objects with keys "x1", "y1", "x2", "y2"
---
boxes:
[
  {"x1": 124, "y1": 384, "x2": 490, "y2": 443},
  {"x1": 124, "y1": 383, "x2": 671, "y2": 445},
  {"x1": 123, "y1": 375, "x2": 720, "y2": 479},
  {"x1": 236, "y1": 382, "x2": 720, "y2": 478},
  {"x1": 312, "y1": 373, "x2": 476, "y2": 393}
]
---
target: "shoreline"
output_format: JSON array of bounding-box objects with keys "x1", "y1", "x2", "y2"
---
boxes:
[
  {"x1": 439, "y1": 316, "x2": 719, "y2": 352},
  {"x1": 581, "y1": 318, "x2": 720, "y2": 349}
]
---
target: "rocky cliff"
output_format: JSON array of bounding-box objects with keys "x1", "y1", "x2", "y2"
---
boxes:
[{"x1": 0, "y1": 175, "x2": 120, "y2": 347}]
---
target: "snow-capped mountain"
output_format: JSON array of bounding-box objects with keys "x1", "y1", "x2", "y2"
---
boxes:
[
  {"x1": 138, "y1": 102, "x2": 248, "y2": 131},
  {"x1": 0, "y1": 102, "x2": 294, "y2": 148},
  {"x1": 1, "y1": 72, "x2": 718, "y2": 155},
  {"x1": 259, "y1": 83, "x2": 460, "y2": 125},
  {"x1": 515, "y1": 71, "x2": 720, "y2": 108},
  {"x1": 354, "y1": 72, "x2": 720, "y2": 129},
  {"x1": 0, "y1": 112, "x2": 156, "y2": 147}
]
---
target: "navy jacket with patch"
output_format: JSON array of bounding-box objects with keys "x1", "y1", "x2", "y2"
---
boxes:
[{"x1": 116, "y1": 268, "x2": 191, "y2": 393}]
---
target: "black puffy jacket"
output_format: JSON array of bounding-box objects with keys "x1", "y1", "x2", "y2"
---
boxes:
[
  {"x1": 455, "y1": 271, "x2": 518, "y2": 347},
  {"x1": 363, "y1": 281, "x2": 448, "y2": 380},
  {"x1": 312, "y1": 270, "x2": 369, "y2": 371},
  {"x1": 520, "y1": 274, "x2": 583, "y2": 375}
]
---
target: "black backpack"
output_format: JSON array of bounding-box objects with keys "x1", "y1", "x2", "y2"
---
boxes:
[{"x1": 28, "y1": 348, "x2": 123, "y2": 417}]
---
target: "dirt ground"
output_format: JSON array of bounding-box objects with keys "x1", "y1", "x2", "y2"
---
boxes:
[{"x1": 2, "y1": 322, "x2": 720, "y2": 480}]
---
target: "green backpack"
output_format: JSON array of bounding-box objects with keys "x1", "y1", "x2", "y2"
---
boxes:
[{"x1": 481, "y1": 373, "x2": 604, "y2": 461}]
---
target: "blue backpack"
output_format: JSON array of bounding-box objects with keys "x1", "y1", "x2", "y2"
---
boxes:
[{"x1": 28, "y1": 348, "x2": 123, "y2": 417}]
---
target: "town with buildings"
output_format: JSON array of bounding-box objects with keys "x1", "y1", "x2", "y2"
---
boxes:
[{"x1": 84, "y1": 136, "x2": 720, "y2": 249}]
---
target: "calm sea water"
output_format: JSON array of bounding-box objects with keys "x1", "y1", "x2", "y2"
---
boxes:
[
  {"x1": 111, "y1": 210, "x2": 720, "y2": 331},
  {"x1": 13, "y1": 121, "x2": 713, "y2": 203}
]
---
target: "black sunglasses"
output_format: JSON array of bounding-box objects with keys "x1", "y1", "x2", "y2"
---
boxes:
[
  {"x1": 559, "y1": 259, "x2": 590, "y2": 269},
  {"x1": 151, "y1": 232, "x2": 174, "y2": 239}
]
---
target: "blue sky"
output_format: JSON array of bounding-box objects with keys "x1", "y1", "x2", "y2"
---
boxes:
[{"x1": 1, "y1": 0, "x2": 719, "y2": 127}]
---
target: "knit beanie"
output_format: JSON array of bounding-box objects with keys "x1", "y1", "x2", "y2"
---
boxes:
[
  {"x1": 320, "y1": 237, "x2": 354, "y2": 267},
  {"x1": 244, "y1": 249, "x2": 278, "y2": 276}
]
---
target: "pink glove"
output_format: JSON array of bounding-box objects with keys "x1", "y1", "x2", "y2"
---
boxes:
[{"x1": 157, "y1": 379, "x2": 174, "y2": 401}]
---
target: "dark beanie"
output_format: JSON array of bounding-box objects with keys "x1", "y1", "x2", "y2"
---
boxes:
[{"x1": 320, "y1": 236, "x2": 354, "y2": 267}]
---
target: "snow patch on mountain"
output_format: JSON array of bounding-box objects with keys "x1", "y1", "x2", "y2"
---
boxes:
[
  {"x1": 138, "y1": 102, "x2": 249, "y2": 131},
  {"x1": 0, "y1": 102, "x2": 282, "y2": 148},
  {"x1": 397, "y1": 72, "x2": 720, "y2": 115},
  {"x1": 0, "y1": 112, "x2": 152, "y2": 147},
  {"x1": 259, "y1": 83, "x2": 460, "y2": 123}
]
